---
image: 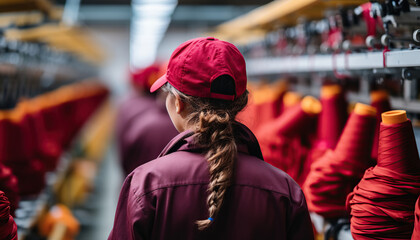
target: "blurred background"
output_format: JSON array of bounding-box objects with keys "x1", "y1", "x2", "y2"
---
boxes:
[{"x1": 1, "y1": 0, "x2": 420, "y2": 240}]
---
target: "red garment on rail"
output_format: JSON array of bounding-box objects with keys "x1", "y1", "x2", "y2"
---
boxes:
[
  {"x1": 0, "y1": 164, "x2": 18, "y2": 216},
  {"x1": 256, "y1": 104, "x2": 317, "y2": 186},
  {"x1": 370, "y1": 98, "x2": 391, "y2": 160},
  {"x1": 347, "y1": 120, "x2": 420, "y2": 240},
  {"x1": 0, "y1": 114, "x2": 35, "y2": 163},
  {"x1": 304, "y1": 112, "x2": 376, "y2": 219},
  {"x1": 0, "y1": 191, "x2": 18, "y2": 240},
  {"x1": 38, "y1": 103, "x2": 68, "y2": 151},
  {"x1": 6, "y1": 158, "x2": 46, "y2": 196},
  {"x1": 0, "y1": 83, "x2": 108, "y2": 195},
  {"x1": 413, "y1": 196, "x2": 420, "y2": 240},
  {"x1": 0, "y1": 113, "x2": 46, "y2": 195},
  {"x1": 67, "y1": 88, "x2": 109, "y2": 146},
  {"x1": 50, "y1": 86, "x2": 109, "y2": 149},
  {"x1": 29, "y1": 84, "x2": 108, "y2": 171},
  {"x1": 21, "y1": 105, "x2": 62, "y2": 172}
]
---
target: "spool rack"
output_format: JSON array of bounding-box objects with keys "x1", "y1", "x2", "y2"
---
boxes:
[{"x1": 245, "y1": 48, "x2": 420, "y2": 114}]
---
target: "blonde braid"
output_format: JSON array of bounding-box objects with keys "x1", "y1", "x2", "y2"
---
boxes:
[{"x1": 195, "y1": 110, "x2": 237, "y2": 230}]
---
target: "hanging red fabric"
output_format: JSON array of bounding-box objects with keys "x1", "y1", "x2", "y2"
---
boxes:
[
  {"x1": 63, "y1": 84, "x2": 109, "y2": 148},
  {"x1": 17, "y1": 100, "x2": 62, "y2": 172},
  {"x1": 304, "y1": 108, "x2": 376, "y2": 219},
  {"x1": 347, "y1": 120, "x2": 420, "y2": 240},
  {"x1": 0, "y1": 109, "x2": 46, "y2": 196},
  {"x1": 0, "y1": 111, "x2": 35, "y2": 163}
]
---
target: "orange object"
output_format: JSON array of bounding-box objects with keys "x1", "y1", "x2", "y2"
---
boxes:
[
  {"x1": 283, "y1": 92, "x2": 302, "y2": 107},
  {"x1": 370, "y1": 90, "x2": 389, "y2": 103},
  {"x1": 39, "y1": 204, "x2": 79, "y2": 240},
  {"x1": 320, "y1": 84, "x2": 342, "y2": 99},
  {"x1": 301, "y1": 96, "x2": 322, "y2": 115},
  {"x1": 354, "y1": 103, "x2": 376, "y2": 117},
  {"x1": 382, "y1": 110, "x2": 407, "y2": 125}
]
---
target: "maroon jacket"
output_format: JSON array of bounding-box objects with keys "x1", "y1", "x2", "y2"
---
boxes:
[
  {"x1": 109, "y1": 123, "x2": 314, "y2": 240},
  {"x1": 116, "y1": 92, "x2": 178, "y2": 175}
]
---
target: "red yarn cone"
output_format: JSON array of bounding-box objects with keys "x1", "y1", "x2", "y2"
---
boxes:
[
  {"x1": 257, "y1": 97, "x2": 321, "y2": 185},
  {"x1": 304, "y1": 86, "x2": 348, "y2": 185},
  {"x1": 316, "y1": 88, "x2": 348, "y2": 150},
  {"x1": 304, "y1": 104, "x2": 376, "y2": 219},
  {"x1": 347, "y1": 112, "x2": 420, "y2": 240}
]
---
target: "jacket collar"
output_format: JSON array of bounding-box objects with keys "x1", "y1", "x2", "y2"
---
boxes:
[{"x1": 158, "y1": 122, "x2": 264, "y2": 161}]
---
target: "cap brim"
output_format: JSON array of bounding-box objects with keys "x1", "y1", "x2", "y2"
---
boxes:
[{"x1": 150, "y1": 74, "x2": 168, "y2": 93}]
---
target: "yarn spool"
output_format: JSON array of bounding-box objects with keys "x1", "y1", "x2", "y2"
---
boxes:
[
  {"x1": 257, "y1": 96, "x2": 321, "y2": 185},
  {"x1": 347, "y1": 110, "x2": 420, "y2": 240},
  {"x1": 304, "y1": 103, "x2": 376, "y2": 219}
]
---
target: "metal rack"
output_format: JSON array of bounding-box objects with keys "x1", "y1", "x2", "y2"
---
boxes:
[
  {"x1": 246, "y1": 49, "x2": 420, "y2": 75},
  {"x1": 245, "y1": 49, "x2": 420, "y2": 114}
]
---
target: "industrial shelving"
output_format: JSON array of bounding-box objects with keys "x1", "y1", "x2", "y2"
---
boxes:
[{"x1": 246, "y1": 49, "x2": 420, "y2": 75}]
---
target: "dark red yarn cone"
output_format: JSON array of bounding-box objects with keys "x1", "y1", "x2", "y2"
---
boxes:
[
  {"x1": 304, "y1": 111, "x2": 376, "y2": 219},
  {"x1": 316, "y1": 93, "x2": 348, "y2": 150},
  {"x1": 258, "y1": 103, "x2": 316, "y2": 138},
  {"x1": 0, "y1": 191, "x2": 18, "y2": 240},
  {"x1": 303, "y1": 92, "x2": 348, "y2": 189},
  {"x1": 347, "y1": 120, "x2": 420, "y2": 240},
  {"x1": 256, "y1": 96, "x2": 284, "y2": 126},
  {"x1": 257, "y1": 104, "x2": 318, "y2": 185},
  {"x1": 304, "y1": 92, "x2": 348, "y2": 177}
]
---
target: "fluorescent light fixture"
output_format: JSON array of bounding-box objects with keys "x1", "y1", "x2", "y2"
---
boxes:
[{"x1": 130, "y1": 1, "x2": 177, "y2": 69}]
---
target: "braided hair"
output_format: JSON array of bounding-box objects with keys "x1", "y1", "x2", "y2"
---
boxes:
[{"x1": 162, "y1": 75, "x2": 248, "y2": 230}]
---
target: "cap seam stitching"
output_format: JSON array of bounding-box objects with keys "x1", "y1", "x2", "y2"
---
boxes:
[{"x1": 181, "y1": 40, "x2": 201, "y2": 93}]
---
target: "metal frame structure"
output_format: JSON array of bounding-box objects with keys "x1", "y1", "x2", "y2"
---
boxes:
[
  {"x1": 246, "y1": 49, "x2": 420, "y2": 76},
  {"x1": 246, "y1": 49, "x2": 420, "y2": 114}
]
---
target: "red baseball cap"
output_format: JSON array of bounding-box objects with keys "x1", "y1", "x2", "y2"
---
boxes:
[
  {"x1": 130, "y1": 64, "x2": 161, "y2": 90},
  {"x1": 150, "y1": 37, "x2": 247, "y2": 101}
]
